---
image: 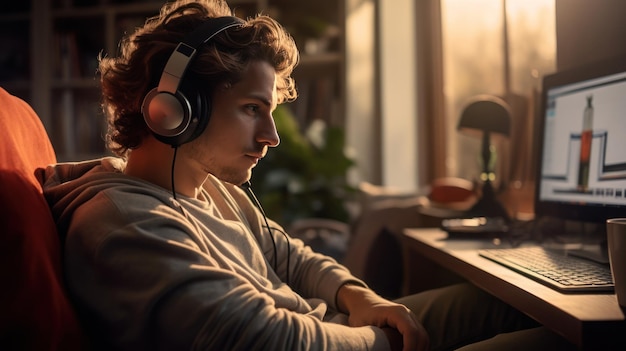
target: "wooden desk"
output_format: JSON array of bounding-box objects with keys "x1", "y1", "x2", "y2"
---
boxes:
[{"x1": 401, "y1": 228, "x2": 626, "y2": 350}]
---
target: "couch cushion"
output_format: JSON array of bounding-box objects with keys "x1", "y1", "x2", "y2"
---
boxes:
[{"x1": 0, "y1": 89, "x2": 56, "y2": 184}]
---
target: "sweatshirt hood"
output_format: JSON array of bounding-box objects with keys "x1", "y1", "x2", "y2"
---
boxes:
[{"x1": 40, "y1": 157, "x2": 142, "y2": 238}]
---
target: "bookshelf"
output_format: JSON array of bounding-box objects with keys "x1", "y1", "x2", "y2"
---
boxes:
[
  {"x1": 0, "y1": 0, "x2": 345, "y2": 161},
  {"x1": 0, "y1": 5, "x2": 31, "y2": 101}
]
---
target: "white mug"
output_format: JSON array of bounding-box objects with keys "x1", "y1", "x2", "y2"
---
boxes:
[{"x1": 607, "y1": 218, "x2": 626, "y2": 308}]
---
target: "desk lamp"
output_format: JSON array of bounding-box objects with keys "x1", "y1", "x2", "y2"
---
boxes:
[{"x1": 457, "y1": 95, "x2": 511, "y2": 220}]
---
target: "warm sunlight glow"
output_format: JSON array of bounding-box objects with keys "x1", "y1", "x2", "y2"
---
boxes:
[{"x1": 441, "y1": 0, "x2": 556, "y2": 181}]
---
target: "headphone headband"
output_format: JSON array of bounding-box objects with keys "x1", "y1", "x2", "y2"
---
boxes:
[{"x1": 157, "y1": 16, "x2": 244, "y2": 95}]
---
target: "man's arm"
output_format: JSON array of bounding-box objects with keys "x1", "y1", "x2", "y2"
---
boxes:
[{"x1": 337, "y1": 283, "x2": 429, "y2": 351}]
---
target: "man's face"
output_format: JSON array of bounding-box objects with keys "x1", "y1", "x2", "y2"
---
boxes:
[{"x1": 185, "y1": 60, "x2": 280, "y2": 186}]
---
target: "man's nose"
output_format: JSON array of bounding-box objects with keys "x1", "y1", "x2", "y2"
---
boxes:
[{"x1": 257, "y1": 114, "x2": 280, "y2": 147}]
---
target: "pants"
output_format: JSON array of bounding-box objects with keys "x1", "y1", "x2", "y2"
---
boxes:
[{"x1": 395, "y1": 283, "x2": 576, "y2": 351}]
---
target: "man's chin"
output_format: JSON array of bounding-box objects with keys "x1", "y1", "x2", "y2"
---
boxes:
[{"x1": 210, "y1": 170, "x2": 251, "y2": 187}]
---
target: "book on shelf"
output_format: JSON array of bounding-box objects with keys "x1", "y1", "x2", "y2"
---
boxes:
[
  {"x1": 54, "y1": 31, "x2": 82, "y2": 80},
  {"x1": 50, "y1": 90, "x2": 75, "y2": 157},
  {"x1": 75, "y1": 96, "x2": 106, "y2": 157},
  {"x1": 52, "y1": 91, "x2": 105, "y2": 160},
  {"x1": 290, "y1": 75, "x2": 338, "y2": 128}
]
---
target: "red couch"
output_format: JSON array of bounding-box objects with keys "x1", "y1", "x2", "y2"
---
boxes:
[{"x1": 0, "y1": 87, "x2": 84, "y2": 350}]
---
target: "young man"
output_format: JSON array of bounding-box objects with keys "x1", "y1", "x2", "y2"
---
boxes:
[{"x1": 41, "y1": 1, "x2": 572, "y2": 350}]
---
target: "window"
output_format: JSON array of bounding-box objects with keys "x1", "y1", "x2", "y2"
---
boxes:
[{"x1": 438, "y1": 0, "x2": 556, "y2": 190}]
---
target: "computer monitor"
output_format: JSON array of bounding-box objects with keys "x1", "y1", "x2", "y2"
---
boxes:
[{"x1": 535, "y1": 56, "x2": 626, "y2": 224}]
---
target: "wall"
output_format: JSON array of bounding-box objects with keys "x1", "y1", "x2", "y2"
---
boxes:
[{"x1": 555, "y1": 0, "x2": 626, "y2": 70}]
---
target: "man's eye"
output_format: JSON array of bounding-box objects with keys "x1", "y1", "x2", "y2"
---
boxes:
[{"x1": 245, "y1": 105, "x2": 259, "y2": 113}]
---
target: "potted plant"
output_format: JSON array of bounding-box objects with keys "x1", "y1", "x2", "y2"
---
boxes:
[{"x1": 251, "y1": 105, "x2": 356, "y2": 228}]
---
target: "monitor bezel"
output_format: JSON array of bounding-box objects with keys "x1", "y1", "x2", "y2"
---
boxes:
[{"x1": 534, "y1": 56, "x2": 626, "y2": 224}]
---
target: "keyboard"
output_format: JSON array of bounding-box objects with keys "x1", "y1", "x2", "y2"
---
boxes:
[{"x1": 478, "y1": 246, "x2": 614, "y2": 293}]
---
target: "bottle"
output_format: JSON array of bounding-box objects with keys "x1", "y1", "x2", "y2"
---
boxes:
[{"x1": 577, "y1": 95, "x2": 593, "y2": 192}]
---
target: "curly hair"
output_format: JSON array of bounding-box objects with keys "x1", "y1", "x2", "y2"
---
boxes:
[{"x1": 99, "y1": 0, "x2": 299, "y2": 157}]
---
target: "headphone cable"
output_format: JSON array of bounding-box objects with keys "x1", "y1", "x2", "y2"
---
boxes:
[
  {"x1": 241, "y1": 181, "x2": 290, "y2": 285},
  {"x1": 171, "y1": 146, "x2": 179, "y2": 200}
]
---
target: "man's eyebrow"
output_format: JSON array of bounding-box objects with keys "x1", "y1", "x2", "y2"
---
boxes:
[{"x1": 248, "y1": 93, "x2": 275, "y2": 108}]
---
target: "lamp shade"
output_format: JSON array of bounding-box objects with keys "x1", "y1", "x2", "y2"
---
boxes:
[{"x1": 457, "y1": 95, "x2": 511, "y2": 137}]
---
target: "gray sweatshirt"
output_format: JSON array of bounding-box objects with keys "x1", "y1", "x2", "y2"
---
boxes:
[{"x1": 41, "y1": 157, "x2": 389, "y2": 351}]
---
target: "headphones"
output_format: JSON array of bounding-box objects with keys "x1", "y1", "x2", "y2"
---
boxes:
[{"x1": 141, "y1": 16, "x2": 244, "y2": 146}]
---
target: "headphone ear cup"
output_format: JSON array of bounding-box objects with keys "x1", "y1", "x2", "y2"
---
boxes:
[
  {"x1": 143, "y1": 78, "x2": 210, "y2": 146},
  {"x1": 170, "y1": 78, "x2": 211, "y2": 146},
  {"x1": 142, "y1": 88, "x2": 192, "y2": 142}
]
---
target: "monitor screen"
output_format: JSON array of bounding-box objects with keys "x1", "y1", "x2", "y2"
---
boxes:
[{"x1": 535, "y1": 57, "x2": 626, "y2": 223}]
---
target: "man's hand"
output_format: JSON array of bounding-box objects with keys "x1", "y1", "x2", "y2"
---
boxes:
[{"x1": 337, "y1": 284, "x2": 429, "y2": 351}]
